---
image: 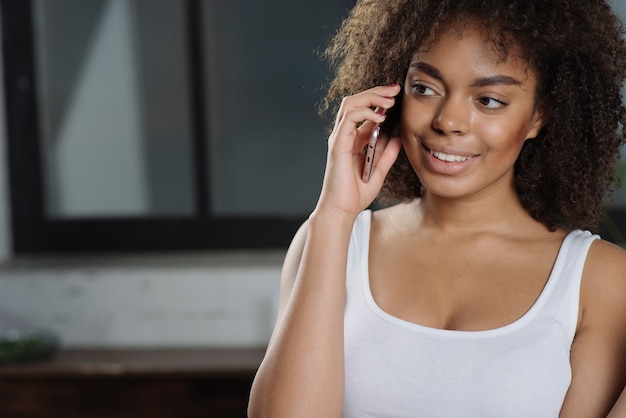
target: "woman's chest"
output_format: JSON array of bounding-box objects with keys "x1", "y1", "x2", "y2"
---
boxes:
[{"x1": 367, "y1": 233, "x2": 564, "y2": 331}]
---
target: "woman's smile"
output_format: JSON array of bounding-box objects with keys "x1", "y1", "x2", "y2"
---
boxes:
[{"x1": 421, "y1": 143, "x2": 479, "y2": 175}]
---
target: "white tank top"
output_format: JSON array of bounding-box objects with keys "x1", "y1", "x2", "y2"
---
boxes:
[{"x1": 342, "y1": 210, "x2": 598, "y2": 418}]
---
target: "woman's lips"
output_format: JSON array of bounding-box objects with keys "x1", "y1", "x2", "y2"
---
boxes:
[
  {"x1": 429, "y1": 149, "x2": 474, "y2": 162},
  {"x1": 421, "y1": 144, "x2": 478, "y2": 175}
]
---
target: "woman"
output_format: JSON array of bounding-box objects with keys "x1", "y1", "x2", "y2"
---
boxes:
[{"x1": 248, "y1": 1, "x2": 626, "y2": 416}]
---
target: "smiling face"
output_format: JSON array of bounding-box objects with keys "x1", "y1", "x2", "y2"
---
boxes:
[{"x1": 401, "y1": 23, "x2": 544, "y2": 202}]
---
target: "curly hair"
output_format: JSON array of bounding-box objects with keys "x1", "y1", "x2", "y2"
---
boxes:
[{"x1": 321, "y1": 0, "x2": 626, "y2": 231}]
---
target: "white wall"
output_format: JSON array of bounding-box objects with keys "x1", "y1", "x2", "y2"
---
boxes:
[{"x1": 0, "y1": 254, "x2": 282, "y2": 348}]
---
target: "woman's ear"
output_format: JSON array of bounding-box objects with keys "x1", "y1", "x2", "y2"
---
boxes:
[{"x1": 526, "y1": 105, "x2": 549, "y2": 140}]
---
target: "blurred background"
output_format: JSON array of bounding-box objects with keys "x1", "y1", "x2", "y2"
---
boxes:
[
  {"x1": 0, "y1": 0, "x2": 354, "y2": 342},
  {"x1": 0, "y1": 0, "x2": 352, "y2": 416},
  {"x1": 0, "y1": 0, "x2": 624, "y2": 417}
]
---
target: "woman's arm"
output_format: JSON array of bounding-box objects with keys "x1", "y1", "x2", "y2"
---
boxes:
[
  {"x1": 247, "y1": 84, "x2": 402, "y2": 418},
  {"x1": 247, "y1": 210, "x2": 355, "y2": 418},
  {"x1": 559, "y1": 240, "x2": 626, "y2": 418}
]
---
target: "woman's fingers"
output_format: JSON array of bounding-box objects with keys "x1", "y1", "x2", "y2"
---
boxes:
[
  {"x1": 335, "y1": 84, "x2": 399, "y2": 123},
  {"x1": 330, "y1": 84, "x2": 400, "y2": 153},
  {"x1": 331, "y1": 108, "x2": 386, "y2": 154},
  {"x1": 367, "y1": 133, "x2": 402, "y2": 185}
]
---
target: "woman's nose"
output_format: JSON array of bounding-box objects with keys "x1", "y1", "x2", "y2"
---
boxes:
[{"x1": 432, "y1": 96, "x2": 470, "y2": 135}]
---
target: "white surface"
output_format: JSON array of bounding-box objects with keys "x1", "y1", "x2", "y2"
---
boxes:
[{"x1": 0, "y1": 254, "x2": 283, "y2": 348}]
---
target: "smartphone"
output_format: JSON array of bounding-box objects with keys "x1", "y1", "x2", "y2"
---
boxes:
[
  {"x1": 361, "y1": 124, "x2": 380, "y2": 183},
  {"x1": 362, "y1": 108, "x2": 386, "y2": 183}
]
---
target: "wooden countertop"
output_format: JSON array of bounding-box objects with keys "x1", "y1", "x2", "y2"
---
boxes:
[{"x1": 0, "y1": 347, "x2": 266, "y2": 378}]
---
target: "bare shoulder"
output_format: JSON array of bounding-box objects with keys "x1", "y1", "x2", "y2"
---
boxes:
[
  {"x1": 582, "y1": 238, "x2": 626, "y2": 307},
  {"x1": 577, "y1": 236, "x2": 626, "y2": 350},
  {"x1": 578, "y1": 237, "x2": 626, "y2": 332},
  {"x1": 560, "y1": 237, "x2": 626, "y2": 417}
]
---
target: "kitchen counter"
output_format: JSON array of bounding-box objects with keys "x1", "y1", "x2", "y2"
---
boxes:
[{"x1": 0, "y1": 347, "x2": 265, "y2": 418}]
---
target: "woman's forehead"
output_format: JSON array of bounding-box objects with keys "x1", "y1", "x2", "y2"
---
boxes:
[
  {"x1": 409, "y1": 25, "x2": 536, "y2": 87},
  {"x1": 412, "y1": 21, "x2": 533, "y2": 74}
]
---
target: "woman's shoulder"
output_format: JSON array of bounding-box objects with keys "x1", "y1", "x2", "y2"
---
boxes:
[
  {"x1": 578, "y1": 236, "x2": 626, "y2": 329},
  {"x1": 583, "y1": 236, "x2": 626, "y2": 286},
  {"x1": 562, "y1": 235, "x2": 626, "y2": 416}
]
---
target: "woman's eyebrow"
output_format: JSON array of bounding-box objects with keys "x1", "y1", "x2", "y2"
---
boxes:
[
  {"x1": 409, "y1": 61, "x2": 523, "y2": 87},
  {"x1": 470, "y1": 75, "x2": 522, "y2": 87},
  {"x1": 409, "y1": 61, "x2": 442, "y2": 80}
]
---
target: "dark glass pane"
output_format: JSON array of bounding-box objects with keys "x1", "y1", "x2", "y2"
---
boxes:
[
  {"x1": 202, "y1": 0, "x2": 350, "y2": 215},
  {"x1": 33, "y1": 0, "x2": 195, "y2": 217}
]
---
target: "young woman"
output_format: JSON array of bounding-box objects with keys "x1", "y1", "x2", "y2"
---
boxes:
[{"x1": 248, "y1": 1, "x2": 626, "y2": 417}]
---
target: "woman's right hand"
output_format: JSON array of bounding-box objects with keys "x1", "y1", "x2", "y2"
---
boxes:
[{"x1": 315, "y1": 84, "x2": 403, "y2": 218}]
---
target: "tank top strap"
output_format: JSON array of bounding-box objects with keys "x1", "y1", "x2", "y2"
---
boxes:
[{"x1": 538, "y1": 229, "x2": 599, "y2": 342}]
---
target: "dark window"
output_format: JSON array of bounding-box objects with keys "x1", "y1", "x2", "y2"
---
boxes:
[{"x1": 1, "y1": 0, "x2": 352, "y2": 253}]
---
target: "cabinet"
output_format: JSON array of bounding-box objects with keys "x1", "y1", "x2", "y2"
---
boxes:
[{"x1": 0, "y1": 348, "x2": 264, "y2": 418}]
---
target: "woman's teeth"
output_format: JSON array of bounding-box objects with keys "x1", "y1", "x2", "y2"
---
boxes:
[{"x1": 430, "y1": 149, "x2": 471, "y2": 162}]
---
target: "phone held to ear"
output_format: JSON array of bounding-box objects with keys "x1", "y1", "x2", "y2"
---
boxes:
[
  {"x1": 361, "y1": 108, "x2": 386, "y2": 183},
  {"x1": 361, "y1": 125, "x2": 379, "y2": 183}
]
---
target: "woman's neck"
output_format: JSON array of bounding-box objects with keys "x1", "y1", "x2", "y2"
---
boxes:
[{"x1": 416, "y1": 189, "x2": 538, "y2": 234}]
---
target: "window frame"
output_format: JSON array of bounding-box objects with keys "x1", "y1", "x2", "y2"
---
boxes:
[{"x1": 0, "y1": 0, "x2": 307, "y2": 253}]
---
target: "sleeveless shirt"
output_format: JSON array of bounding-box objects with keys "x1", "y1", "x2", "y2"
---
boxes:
[{"x1": 342, "y1": 210, "x2": 598, "y2": 418}]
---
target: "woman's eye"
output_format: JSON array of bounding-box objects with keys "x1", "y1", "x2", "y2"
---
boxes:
[
  {"x1": 412, "y1": 84, "x2": 436, "y2": 97},
  {"x1": 477, "y1": 96, "x2": 506, "y2": 109}
]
